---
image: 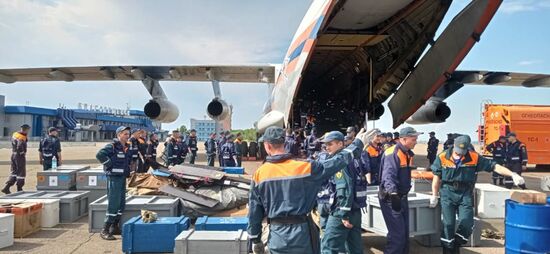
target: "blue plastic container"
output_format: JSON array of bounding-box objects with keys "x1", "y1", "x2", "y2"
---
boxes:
[
  {"x1": 223, "y1": 167, "x2": 245, "y2": 174},
  {"x1": 505, "y1": 199, "x2": 550, "y2": 254},
  {"x1": 547, "y1": 196, "x2": 550, "y2": 204},
  {"x1": 122, "y1": 216, "x2": 190, "y2": 253},
  {"x1": 195, "y1": 216, "x2": 248, "y2": 231}
]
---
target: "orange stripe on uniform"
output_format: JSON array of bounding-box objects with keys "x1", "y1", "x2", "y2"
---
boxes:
[
  {"x1": 397, "y1": 149, "x2": 412, "y2": 168},
  {"x1": 253, "y1": 160, "x2": 312, "y2": 184},
  {"x1": 367, "y1": 146, "x2": 380, "y2": 157}
]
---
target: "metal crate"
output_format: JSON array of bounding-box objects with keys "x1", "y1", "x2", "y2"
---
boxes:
[
  {"x1": 0, "y1": 191, "x2": 89, "y2": 223},
  {"x1": 88, "y1": 195, "x2": 180, "y2": 233},
  {"x1": 76, "y1": 169, "x2": 107, "y2": 202},
  {"x1": 37, "y1": 169, "x2": 79, "y2": 191},
  {"x1": 174, "y1": 229, "x2": 248, "y2": 254},
  {"x1": 362, "y1": 192, "x2": 441, "y2": 237}
]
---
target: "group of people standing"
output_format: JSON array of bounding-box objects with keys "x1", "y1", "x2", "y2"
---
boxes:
[
  {"x1": 248, "y1": 121, "x2": 527, "y2": 254},
  {"x1": 203, "y1": 131, "x2": 244, "y2": 167}
]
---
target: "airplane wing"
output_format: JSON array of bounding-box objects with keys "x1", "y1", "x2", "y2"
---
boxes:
[
  {"x1": 431, "y1": 70, "x2": 550, "y2": 101},
  {"x1": 0, "y1": 65, "x2": 276, "y2": 84},
  {"x1": 450, "y1": 70, "x2": 550, "y2": 88}
]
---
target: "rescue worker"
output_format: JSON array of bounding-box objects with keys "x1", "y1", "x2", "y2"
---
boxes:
[
  {"x1": 143, "y1": 133, "x2": 159, "y2": 171},
  {"x1": 443, "y1": 133, "x2": 455, "y2": 150},
  {"x1": 165, "y1": 130, "x2": 180, "y2": 166},
  {"x1": 248, "y1": 126, "x2": 374, "y2": 254},
  {"x1": 304, "y1": 114, "x2": 316, "y2": 136},
  {"x1": 96, "y1": 126, "x2": 132, "y2": 240},
  {"x1": 176, "y1": 136, "x2": 188, "y2": 164},
  {"x1": 39, "y1": 127, "x2": 62, "y2": 171},
  {"x1": 384, "y1": 132, "x2": 396, "y2": 149},
  {"x1": 378, "y1": 127, "x2": 422, "y2": 254},
  {"x1": 137, "y1": 130, "x2": 148, "y2": 173},
  {"x1": 485, "y1": 135, "x2": 507, "y2": 185},
  {"x1": 378, "y1": 132, "x2": 388, "y2": 148},
  {"x1": 217, "y1": 131, "x2": 227, "y2": 166},
  {"x1": 187, "y1": 129, "x2": 198, "y2": 164},
  {"x1": 430, "y1": 135, "x2": 525, "y2": 253},
  {"x1": 315, "y1": 144, "x2": 332, "y2": 235},
  {"x1": 284, "y1": 129, "x2": 300, "y2": 157},
  {"x1": 365, "y1": 131, "x2": 383, "y2": 185},
  {"x1": 504, "y1": 132, "x2": 528, "y2": 189},
  {"x1": 2, "y1": 124, "x2": 30, "y2": 194},
  {"x1": 128, "y1": 129, "x2": 142, "y2": 172},
  {"x1": 321, "y1": 132, "x2": 367, "y2": 254},
  {"x1": 221, "y1": 134, "x2": 237, "y2": 167},
  {"x1": 305, "y1": 128, "x2": 321, "y2": 159},
  {"x1": 392, "y1": 132, "x2": 400, "y2": 144},
  {"x1": 235, "y1": 132, "x2": 243, "y2": 167},
  {"x1": 427, "y1": 131, "x2": 440, "y2": 166},
  {"x1": 205, "y1": 132, "x2": 217, "y2": 167}
]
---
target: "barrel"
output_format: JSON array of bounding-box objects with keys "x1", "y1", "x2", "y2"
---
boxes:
[{"x1": 505, "y1": 199, "x2": 550, "y2": 253}]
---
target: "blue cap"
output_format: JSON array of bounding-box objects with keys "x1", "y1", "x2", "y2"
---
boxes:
[
  {"x1": 453, "y1": 135, "x2": 471, "y2": 155},
  {"x1": 116, "y1": 126, "x2": 131, "y2": 135},
  {"x1": 321, "y1": 131, "x2": 345, "y2": 143},
  {"x1": 259, "y1": 126, "x2": 285, "y2": 144},
  {"x1": 399, "y1": 127, "x2": 423, "y2": 137}
]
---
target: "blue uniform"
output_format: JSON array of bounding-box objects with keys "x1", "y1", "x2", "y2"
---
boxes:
[
  {"x1": 366, "y1": 143, "x2": 383, "y2": 185},
  {"x1": 96, "y1": 139, "x2": 131, "y2": 225},
  {"x1": 427, "y1": 136, "x2": 439, "y2": 165},
  {"x1": 143, "y1": 140, "x2": 159, "y2": 171},
  {"x1": 486, "y1": 141, "x2": 506, "y2": 185},
  {"x1": 285, "y1": 135, "x2": 300, "y2": 157},
  {"x1": 315, "y1": 152, "x2": 333, "y2": 233},
  {"x1": 378, "y1": 143, "x2": 414, "y2": 254},
  {"x1": 431, "y1": 149, "x2": 495, "y2": 250},
  {"x1": 165, "y1": 138, "x2": 178, "y2": 166},
  {"x1": 305, "y1": 134, "x2": 321, "y2": 159},
  {"x1": 504, "y1": 140, "x2": 527, "y2": 188},
  {"x1": 205, "y1": 137, "x2": 217, "y2": 167},
  {"x1": 187, "y1": 136, "x2": 198, "y2": 164},
  {"x1": 38, "y1": 135, "x2": 62, "y2": 171},
  {"x1": 221, "y1": 141, "x2": 237, "y2": 167},
  {"x1": 321, "y1": 153, "x2": 366, "y2": 254},
  {"x1": 217, "y1": 136, "x2": 227, "y2": 166},
  {"x1": 248, "y1": 139, "x2": 363, "y2": 254}
]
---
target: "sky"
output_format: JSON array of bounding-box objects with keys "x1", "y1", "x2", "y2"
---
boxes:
[{"x1": 1, "y1": 0, "x2": 550, "y2": 141}]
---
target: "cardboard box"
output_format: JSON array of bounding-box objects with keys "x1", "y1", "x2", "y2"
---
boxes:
[{"x1": 510, "y1": 190, "x2": 548, "y2": 204}]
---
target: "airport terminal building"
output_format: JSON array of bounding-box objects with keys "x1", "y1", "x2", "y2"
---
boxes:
[{"x1": 0, "y1": 95, "x2": 162, "y2": 141}]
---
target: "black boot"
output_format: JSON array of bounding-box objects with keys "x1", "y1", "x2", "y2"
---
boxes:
[
  {"x1": 110, "y1": 218, "x2": 122, "y2": 235},
  {"x1": 1, "y1": 185, "x2": 10, "y2": 195},
  {"x1": 100, "y1": 223, "x2": 116, "y2": 240}
]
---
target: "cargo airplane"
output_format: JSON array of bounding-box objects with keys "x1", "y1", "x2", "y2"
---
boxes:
[{"x1": 1, "y1": 0, "x2": 549, "y2": 132}]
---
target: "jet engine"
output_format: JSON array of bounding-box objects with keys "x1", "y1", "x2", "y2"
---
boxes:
[
  {"x1": 406, "y1": 99, "x2": 451, "y2": 124},
  {"x1": 207, "y1": 98, "x2": 231, "y2": 121},
  {"x1": 144, "y1": 99, "x2": 179, "y2": 123}
]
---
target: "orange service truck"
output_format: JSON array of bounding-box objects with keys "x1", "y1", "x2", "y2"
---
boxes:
[{"x1": 479, "y1": 104, "x2": 550, "y2": 166}]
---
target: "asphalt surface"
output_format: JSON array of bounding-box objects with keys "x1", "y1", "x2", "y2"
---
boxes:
[{"x1": 0, "y1": 143, "x2": 548, "y2": 253}]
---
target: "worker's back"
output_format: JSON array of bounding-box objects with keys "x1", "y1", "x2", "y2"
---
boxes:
[{"x1": 252, "y1": 155, "x2": 322, "y2": 218}]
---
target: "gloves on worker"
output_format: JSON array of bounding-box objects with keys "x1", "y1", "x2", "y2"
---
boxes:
[
  {"x1": 390, "y1": 193, "x2": 401, "y2": 212},
  {"x1": 429, "y1": 195, "x2": 439, "y2": 208},
  {"x1": 355, "y1": 128, "x2": 380, "y2": 146},
  {"x1": 511, "y1": 173, "x2": 525, "y2": 186},
  {"x1": 252, "y1": 242, "x2": 265, "y2": 254}
]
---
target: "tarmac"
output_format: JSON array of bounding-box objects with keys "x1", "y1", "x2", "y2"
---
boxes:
[{"x1": 0, "y1": 142, "x2": 548, "y2": 254}]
